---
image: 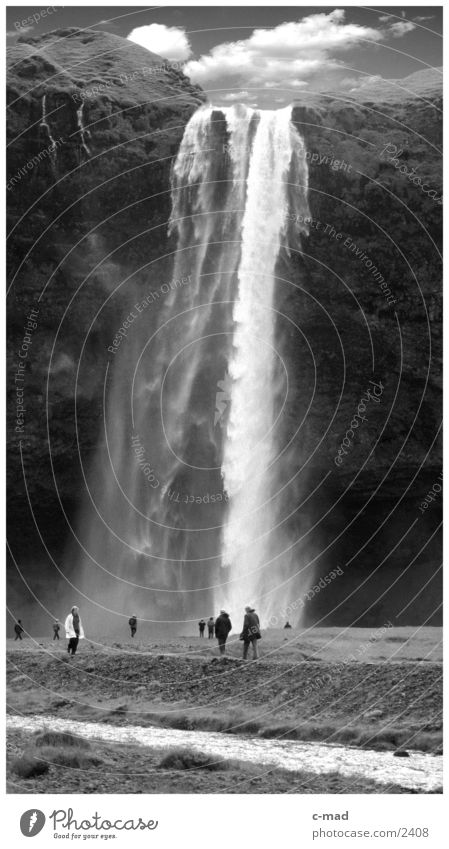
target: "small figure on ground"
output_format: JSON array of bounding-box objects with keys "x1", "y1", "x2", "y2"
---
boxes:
[
  {"x1": 215, "y1": 610, "x2": 232, "y2": 654},
  {"x1": 284, "y1": 621, "x2": 292, "y2": 629},
  {"x1": 53, "y1": 620, "x2": 61, "y2": 640},
  {"x1": 198, "y1": 618, "x2": 206, "y2": 637},
  {"x1": 14, "y1": 620, "x2": 24, "y2": 641},
  {"x1": 129, "y1": 615, "x2": 137, "y2": 638},
  {"x1": 207, "y1": 616, "x2": 215, "y2": 639},
  {"x1": 240, "y1": 606, "x2": 261, "y2": 660},
  {"x1": 65, "y1": 605, "x2": 85, "y2": 656}
]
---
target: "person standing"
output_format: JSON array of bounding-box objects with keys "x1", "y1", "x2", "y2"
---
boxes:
[
  {"x1": 14, "y1": 620, "x2": 24, "y2": 641},
  {"x1": 207, "y1": 616, "x2": 215, "y2": 639},
  {"x1": 240, "y1": 606, "x2": 261, "y2": 660},
  {"x1": 129, "y1": 615, "x2": 137, "y2": 638},
  {"x1": 52, "y1": 620, "x2": 61, "y2": 640},
  {"x1": 214, "y1": 610, "x2": 232, "y2": 654},
  {"x1": 65, "y1": 606, "x2": 85, "y2": 656},
  {"x1": 198, "y1": 619, "x2": 206, "y2": 637}
]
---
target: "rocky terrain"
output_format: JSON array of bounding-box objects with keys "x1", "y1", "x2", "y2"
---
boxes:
[
  {"x1": 7, "y1": 28, "x2": 442, "y2": 628},
  {"x1": 7, "y1": 629, "x2": 442, "y2": 751},
  {"x1": 7, "y1": 628, "x2": 442, "y2": 793}
]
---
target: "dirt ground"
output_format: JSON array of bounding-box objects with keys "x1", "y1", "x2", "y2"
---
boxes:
[{"x1": 7, "y1": 627, "x2": 442, "y2": 793}]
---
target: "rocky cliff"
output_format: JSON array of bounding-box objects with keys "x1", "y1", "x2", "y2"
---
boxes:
[
  {"x1": 285, "y1": 75, "x2": 441, "y2": 625},
  {"x1": 7, "y1": 28, "x2": 204, "y2": 619},
  {"x1": 7, "y1": 29, "x2": 441, "y2": 628}
]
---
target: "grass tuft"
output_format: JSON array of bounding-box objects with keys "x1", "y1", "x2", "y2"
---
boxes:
[
  {"x1": 33, "y1": 730, "x2": 91, "y2": 750},
  {"x1": 11, "y1": 754, "x2": 49, "y2": 778},
  {"x1": 35, "y1": 745, "x2": 103, "y2": 768},
  {"x1": 158, "y1": 746, "x2": 233, "y2": 772}
]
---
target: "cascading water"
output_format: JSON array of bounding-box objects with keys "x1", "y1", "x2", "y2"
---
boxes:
[
  {"x1": 74, "y1": 104, "x2": 310, "y2": 630},
  {"x1": 220, "y1": 108, "x2": 309, "y2": 619},
  {"x1": 40, "y1": 94, "x2": 58, "y2": 163},
  {"x1": 76, "y1": 102, "x2": 91, "y2": 158}
]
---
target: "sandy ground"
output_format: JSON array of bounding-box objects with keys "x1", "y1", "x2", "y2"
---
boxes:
[{"x1": 7, "y1": 627, "x2": 442, "y2": 793}]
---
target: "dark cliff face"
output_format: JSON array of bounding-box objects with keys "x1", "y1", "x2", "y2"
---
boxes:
[
  {"x1": 7, "y1": 30, "x2": 441, "y2": 628},
  {"x1": 284, "y1": 79, "x2": 441, "y2": 625},
  {"x1": 7, "y1": 28, "x2": 205, "y2": 620}
]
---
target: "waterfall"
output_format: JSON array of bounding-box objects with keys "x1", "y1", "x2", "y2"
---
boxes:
[
  {"x1": 219, "y1": 108, "x2": 309, "y2": 619},
  {"x1": 40, "y1": 94, "x2": 58, "y2": 163},
  {"x1": 76, "y1": 102, "x2": 91, "y2": 158},
  {"x1": 74, "y1": 104, "x2": 309, "y2": 630}
]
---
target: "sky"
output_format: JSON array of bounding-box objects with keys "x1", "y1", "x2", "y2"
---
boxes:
[{"x1": 6, "y1": 6, "x2": 442, "y2": 106}]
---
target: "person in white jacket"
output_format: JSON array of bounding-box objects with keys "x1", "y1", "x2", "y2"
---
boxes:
[{"x1": 65, "y1": 606, "x2": 85, "y2": 656}]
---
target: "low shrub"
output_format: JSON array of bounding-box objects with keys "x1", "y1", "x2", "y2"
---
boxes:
[
  {"x1": 158, "y1": 747, "x2": 231, "y2": 772},
  {"x1": 11, "y1": 754, "x2": 49, "y2": 779},
  {"x1": 227, "y1": 718, "x2": 261, "y2": 735},
  {"x1": 258, "y1": 724, "x2": 298, "y2": 739},
  {"x1": 36, "y1": 745, "x2": 103, "y2": 769},
  {"x1": 33, "y1": 730, "x2": 90, "y2": 750}
]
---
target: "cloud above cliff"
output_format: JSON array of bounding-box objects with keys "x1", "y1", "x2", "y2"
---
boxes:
[
  {"x1": 389, "y1": 20, "x2": 416, "y2": 37},
  {"x1": 183, "y1": 9, "x2": 416, "y2": 94},
  {"x1": 127, "y1": 24, "x2": 192, "y2": 61}
]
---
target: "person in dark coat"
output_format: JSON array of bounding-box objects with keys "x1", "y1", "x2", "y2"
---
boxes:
[
  {"x1": 284, "y1": 621, "x2": 292, "y2": 629},
  {"x1": 207, "y1": 616, "x2": 215, "y2": 638},
  {"x1": 214, "y1": 610, "x2": 232, "y2": 654},
  {"x1": 129, "y1": 615, "x2": 137, "y2": 638},
  {"x1": 198, "y1": 619, "x2": 206, "y2": 637},
  {"x1": 52, "y1": 620, "x2": 61, "y2": 640},
  {"x1": 14, "y1": 620, "x2": 24, "y2": 641},
  {"x1": 240, "y1": 606, "x2": 261, "y2": 659}
]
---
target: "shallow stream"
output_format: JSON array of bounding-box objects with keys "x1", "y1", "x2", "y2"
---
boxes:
[{"x1": 7, "y1": 714, "x2": 442, "y2": 792}]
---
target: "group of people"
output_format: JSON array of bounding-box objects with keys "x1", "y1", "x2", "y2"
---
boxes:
[
  {"x1": 13, "y1": 606, "x2": 85, "y2": 656},
  {"x1": 13, "y1": 604, "x2": 285, "y2": 660},
  {"x1": 198, "y1": 606, "x2": 261, "y2": 659},
  {"x1": 198, "y1": 616, "x2": 216, "y2": 638}
]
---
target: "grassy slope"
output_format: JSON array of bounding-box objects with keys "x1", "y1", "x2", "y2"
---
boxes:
[{"x1": 8, "y1": 27, "x2": 204, "y2": 105}]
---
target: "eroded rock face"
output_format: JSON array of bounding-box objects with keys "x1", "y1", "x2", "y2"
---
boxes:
[
  {"x1": 7, "y1": 29, "x2": 205, "y2": 620},
  {"x1": 7, "y1": 31, "x2": 441, "y2": 628},
  {"x1": 283, "y1": 89, "x2": 441, "y2": 625}
]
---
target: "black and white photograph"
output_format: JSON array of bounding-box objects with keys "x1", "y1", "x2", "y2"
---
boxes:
[{"x1": 5, "y1": 1, "x2": 444, "y2": 842}]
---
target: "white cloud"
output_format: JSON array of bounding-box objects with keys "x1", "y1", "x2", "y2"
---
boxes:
[
  {"x1": 127, "y1": 24, "x2": 192, "y2": 61},
  {"x1": 389, "y1": 21, "x2": 416, "y2": 38},
  {"x1": 414, "y1": 16, "x2": 435, "y2": 23},
  {"x1": 7, "y1": 25, "x2": 34, "y2": 37},
  {"x1": 221, "y1": 91, "x2": 250, "y2": 101},
  {"x1": 348, "y1": 74, "x2": 383, "y2": 92},
  {"x1": 184, "y1": 10, "x2": 383, "y2": 92}
]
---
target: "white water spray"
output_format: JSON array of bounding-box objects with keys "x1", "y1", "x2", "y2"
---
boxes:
[
  {"x1": 219, "y1": 107, "x2": 309, "y2": 617},
  {"x1": 74, "y1": 104, "x2": 309, "y2": 627}
]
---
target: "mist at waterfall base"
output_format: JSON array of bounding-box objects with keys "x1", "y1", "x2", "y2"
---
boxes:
[{"x1": 68, "y1": 104, "x2": 313, "y2": 638}]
